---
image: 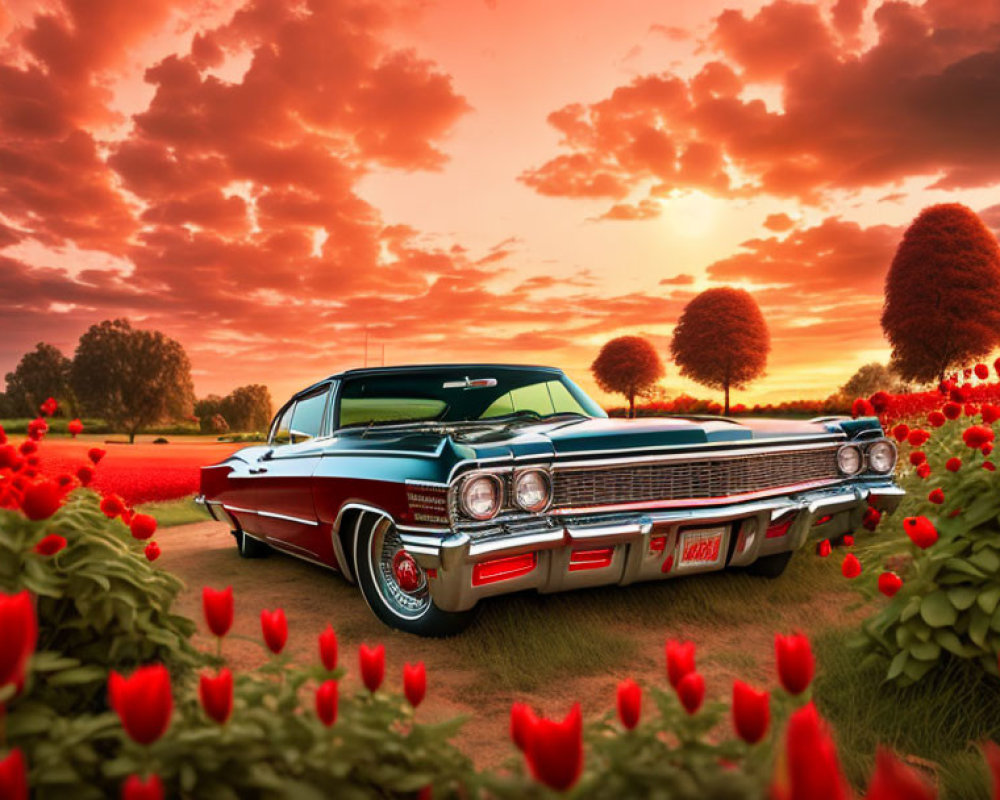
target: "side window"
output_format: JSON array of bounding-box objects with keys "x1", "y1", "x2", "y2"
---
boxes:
[
  {"x1": 271, "y1": 405, "x2": 294, "y2": 445},
  {"x1": 289, "y1": 388, "x2": 329, "y2": 443}
]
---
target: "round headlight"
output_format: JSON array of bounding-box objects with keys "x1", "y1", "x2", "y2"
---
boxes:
[
  {"x1": 868, "y1": 440, "x2": 897, "y2": 474},
  {"x1": 514, "y1": 470, "x2": 551, "y2": 512},
  {"x1": 461, "y1": 475, "x2": 502, "y2": 520},
  {"x1": 837, "y1": 445, "x2": 863, "y2": 475}
]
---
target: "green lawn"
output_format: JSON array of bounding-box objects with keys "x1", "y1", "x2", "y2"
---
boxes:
[{"x1": 136, "y1": 496, "x2": 212, "y2": 528}]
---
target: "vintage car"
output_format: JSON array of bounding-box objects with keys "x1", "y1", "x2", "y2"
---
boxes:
[{"x1": 197, "y1": 364, "x2": 903, "y2": 636}]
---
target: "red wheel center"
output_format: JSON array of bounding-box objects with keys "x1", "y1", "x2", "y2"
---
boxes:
[{"x1": 392, "y1": 550, "x2": 421, "y2": 593}]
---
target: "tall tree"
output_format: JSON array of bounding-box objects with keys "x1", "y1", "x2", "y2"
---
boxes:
[
  {"x1": 670, "y1": 287, "x2": 769, "y2": 415},
  {"x1": 71, "y1": 319, "x2": 195, "y2": 443},
  {"x1": 591, "y1": 336, "x2": 665, "y2": 418},
  {"x1": 841, "y1": 362, "x2": 909, "y2": 399},
  {"x1": 195, "y1": 394, "x2": 225, "y2": 432},
  {"x1": 882, "y1": 203, "x2": 1000, "y2": 383},
  {"x1": 3, "y1": 342, "x2": 73, "y2": 417},
  {"x1": 220, "y1": 384, "x2": 273, "y2": 432}
]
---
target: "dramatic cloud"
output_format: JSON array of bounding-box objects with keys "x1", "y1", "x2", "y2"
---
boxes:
[{"x1": 522, "y1": 0, "x2": 1000, "y2": 209}]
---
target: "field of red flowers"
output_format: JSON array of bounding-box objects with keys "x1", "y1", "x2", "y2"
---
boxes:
[{"x1": 33, "y1": 437, "x2": 240, "y2": 506}]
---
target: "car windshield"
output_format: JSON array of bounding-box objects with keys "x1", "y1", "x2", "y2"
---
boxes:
[{"x1": 337, "y1": 368, "x2": 606, "y2": 428}]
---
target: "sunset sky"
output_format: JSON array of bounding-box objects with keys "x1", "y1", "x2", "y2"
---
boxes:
[{"x1": 1, "y1": 0, "x2": 999, "y2": 410}]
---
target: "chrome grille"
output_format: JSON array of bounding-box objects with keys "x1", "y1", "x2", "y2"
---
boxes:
[{"x1": 551, "y1": 446, "x2": 841, "y2": 509}]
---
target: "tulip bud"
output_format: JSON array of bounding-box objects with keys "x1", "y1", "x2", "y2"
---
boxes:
[
  {"x1": 403, "y1": 662, "x2": 426, "y2": 708},
  {"x1": 121, "y1": 773, "x2": 164, "y2": 800},
  {"x1": 109, "y1": 665, "x2": 173, "y2": 745},
  {"x1": 523, "y1": 704, "x2": 583, "y2": 792},
  {"x1": 0, "y1": 591, "x2": 37, "y2": 690},
  {"x1": 775, "y1": 632, "x2": 814, "y2": 695},
  {"x1": 359, "y1": 643, "x2": 385, "y2": 692},
  {"x1": 260, "y1": 608, "x2": 288, "y2": 655},
  {"x1": 865, "y1": 748, "x2": 935, "y2": 800},
  {"x1": 510, "y1": 702, "x2": 538, "y2": 752},
  {"x1": 318, "y1": 624, "x2": 337, "y2": 670},
  {"x1": 33, "y1": 533, "x2": 67, "y2": 556},
  {"x1": 199, "y1": 669, "x2": 233, "y2": 724},
  {"x1": 130, "y1": 513, "x2": 158, "y2": 541},
  {"x1": 841, "y1": 553, "x2": 861, "y2": 579},
  {"x1": 878, "y1": 571, "x2": 903, "y2": 598},
  {"x1": 616, "y1": 679, "x2": 641, "y2": 730},
  {"x1": 0, "y1": 749, "x2": 27, "y2": 800},
  {"x1": 732, "y1": 680, "x2": 770, "y2": 744},
  {"x1": 665, "y1": 639, "x2": 696, "y2": 688},
  {"x1": 316, "y1": 679, "x2": 338, "y2": 726},
  {"x1": 203, "y1": 586, "x2": 234, "y2": 638},
  {"x1": 676, "y1": 672, "x2": 705, "y2": 715}
]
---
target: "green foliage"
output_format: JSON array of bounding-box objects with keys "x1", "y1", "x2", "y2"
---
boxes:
[
  {"x1": 854, "y1": 418, "x2": 1000, "y2": 685},
  {"x1": 0, "y1": 490, "x2": 203, "y2": 716},
  {"x1": 3, "y1": 342, "x2": 74, "y2": 417},
  {"x1": 135, "y1": 497, "x2": 211, "y2": 528}
]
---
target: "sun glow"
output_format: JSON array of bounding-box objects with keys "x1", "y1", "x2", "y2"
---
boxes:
[{"x1": 661, "y1": 191, "x2": 720, "y2": 238}]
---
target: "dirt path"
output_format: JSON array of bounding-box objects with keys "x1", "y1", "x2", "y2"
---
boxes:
[{"x1": 159, "y1": 519, "x2": 860, "y2": 769}]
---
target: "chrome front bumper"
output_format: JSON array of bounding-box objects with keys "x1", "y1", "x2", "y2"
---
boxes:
[{"x1": 400, "y1": 480, "x2": 904, "y2": 613}]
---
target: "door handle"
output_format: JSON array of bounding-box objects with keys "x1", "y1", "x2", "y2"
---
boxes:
[{"x1": 249, "y1": 467, "x2": 268, "y2": 475}]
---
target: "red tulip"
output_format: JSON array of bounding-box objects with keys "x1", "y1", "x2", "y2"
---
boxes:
[
  {"x1": 0, "y1": 749, "x2": 27, "y2": 800},
  {"x1": 665, "y1": 639, "x2": 696, "y2": 688},
  {"x1": 916, "y1": 462, "x2": 931, "y2": 479},
  {"x1": 985, "y1": 443, "x2": 995, "y2": 456},
  {"x1": 964, "y1": 425, "x2": 995, "y2": 449},
  {"x1": 524, "y1": 703, "x2": 583, "y2": 792},
  {"x1": 841, "y1": 553, "x2": 861, "y2": 579},
  {"x1": 318, "y1": 624, "x2": 337, "y2": 670},
  {"x1": 817, "y1": 539, "x2": 831, "y2": 558},
  {"x1": 33, "y1": 533, "x2": 66, "y2": 556},
  {"x1": 966, "y1": 403, "x2": 980, "y2": 417},
  {"x1": 868, "y1": 391, "x2": 890, "y2": 413},
  {"x1": 616, "y1": 678, "x2": 641, "y2": 730},
  {"x1": 88, "y1": 447, "x2": 106, "y2": 465},
  {"x1": 676, "y1": 671, "x2": 705, "y2": 714},
  {"x1": 260, "y1": 608, "x2": 287, "y2": 655},
  {"x1": 983, "y1": 405, "x2": 1000, "y2": 425},
  {"x1": 39, "y1": 397, "x2": 57, "y2": 417},
  {"x1": 975, "y1": 363, "x2": 990, "y2": 380},
  {"x1": 109, "y1": 665, "x2": 173, "y2": 744},
  {"x1": 0, "y1": 591, "x2": 37, "y2": 689},
  {"x1": 121, "y1": 773, "x2": 163, "y2": 800},
  {"x1": 775, "y1": 632, "x2": 814, "y2": 695},
  {"x1": 732, "y1": 680, "x2": 770, "y2": 744},
  {"x1": 928, "y1": 488, "x2": 944, "y2": 505},
  {"x1": 903, "y1": 516, "x2": 938, "y2": 549},
  {"x1": 315, "y1": 679, "x2": 338, "y2": 726},
  {"x1": 510, "y1": 702, "x2": 538, "y2": 751},
  {"x1": 862, "y1": 507, "x2": 881, "y2": 531},
  {"x1": 100, "y1": 494, "x2": 126, "y2": 519},
  {"x1": 864, "y1": 747, "x2": 935, "y2": 800},
  {"x1": 927, "y1": 411, "x2": 946, "y2": 428},
  {"x1": 56, "y1": 473, "x2": 75, "y2": 489},
  {"x1": 0, "y1": 445, "x2": 16, "y2": 470},
  {"x1": 878, "y1": 572, "x2": 903, "y2": 598},
  {"x1": 20, "y1": 480, "x2": 63, "y2": 521},
  {"x1": 359, "y1": 643, "x2": 385, "y2": 692},
  {"x1": 202, "y1": 586, "x2": 234, "y2": 638},
  {"x1": 130, "y1": 513, "x2": 157, "y2": 541},
  {"x1": 781, "y1": 702, "x2": 849, "y2": 800},
  {"x1": 18, "y1": 441, "x2": 37, "y2": 456},
  {"x1": 144, "y1": 541, "x2": 160, "y2": 562},
  {"x1": 76, "y1": 465, "x2": 94, "y2": 486},
  {"x1": 943, "y1": 401, "x2": 962, "y2": 420},
  {"x1": 843, "y1": 535, "x2": 855, "y2": 547},
  {"x1": 851, "y1": 398, "x2": 874, "y2": 418},
  {"x1": 891, "y1": 423, "x2": 910, "y2": 441},
  {"x1": 67, "y1": 418, "x2": 84, "y2": 437},
  {"x1": 907, "y1": 429, "x2": 930, "y2": 447},
  {"x1": 199, "y1": 669, "x2": 233, "y2": 724},
  {"x1": 909, "y1": 451, "x2": 926, "y2": 466},
  {"x1": 403, "y1": 661, "x2": 426, "y2": 708},
  {"x1": 946, "y1": 457, "x2": 962, "y2": 472}
]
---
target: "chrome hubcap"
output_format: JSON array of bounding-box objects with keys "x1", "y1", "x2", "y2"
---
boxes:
[{"x1": 372, "y1": 521, "x2": 430, "y2": 619}]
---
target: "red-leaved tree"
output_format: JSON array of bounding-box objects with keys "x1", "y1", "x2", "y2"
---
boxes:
[
  {"x1": 882, "y1": 203, "x2": 1000, "y2": 383},
  {"x1": 591, "y1": 336, "x2": 665, "y2": 418},
  {"x1": 670, "y1": 288, "x2": 769, "y2": 415}
]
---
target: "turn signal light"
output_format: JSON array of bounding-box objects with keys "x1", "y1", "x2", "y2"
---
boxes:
[
  {"x1": 472, "y1": 553, "x2": 536, "y2": 586},
  {"x1": 766, "y1": 515, "x2": 796, "y2": 539}
]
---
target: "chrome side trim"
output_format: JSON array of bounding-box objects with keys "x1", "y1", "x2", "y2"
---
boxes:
[
  {"x1": 223, "y1": 504, "x2": 259, "y2": 516},
  {"x1": 405, "y1": 478, "x2": 450, "y2": 489},
  {"x1": 256, "y1": 509, "x2": 320, "y2": 527}
]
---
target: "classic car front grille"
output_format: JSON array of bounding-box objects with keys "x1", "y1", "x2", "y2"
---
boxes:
[{"x1": 550, "y1": 446, "x2": 841, "y2": 509}]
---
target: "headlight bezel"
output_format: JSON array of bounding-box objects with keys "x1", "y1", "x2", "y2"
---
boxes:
[
  {"x1": 837, "y1": 444, "x2": 864, "y2": 476},
  {"x1": 867, "y1": 440, "x2": 897, "y2": 474},
  {"x1": 459, "y1": 473, "x2": 503, "y2": 521},
  {"x1": 513, "y1": 469, "x2": 552, "y2": 513}
]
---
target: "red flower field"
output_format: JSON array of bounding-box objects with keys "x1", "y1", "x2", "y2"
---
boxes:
[{"x1": 35, "y1": 438, "x2": 240, "y2": 505}]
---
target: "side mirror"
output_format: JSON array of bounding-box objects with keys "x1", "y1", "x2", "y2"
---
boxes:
[{"x1": 262, "y1": 448, "x2": 274, "y2": 460}]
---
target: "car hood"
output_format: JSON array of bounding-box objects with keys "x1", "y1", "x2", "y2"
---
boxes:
[{"x1": 446, "y1": 415, "x2": 852, "y2": 462}]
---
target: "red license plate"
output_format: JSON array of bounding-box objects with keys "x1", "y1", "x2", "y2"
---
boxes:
[{"x1": 679, "y1": 527, "x2": 726, "y2": 567}]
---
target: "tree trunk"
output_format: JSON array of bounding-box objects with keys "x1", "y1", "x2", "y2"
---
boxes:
[
  {"x1": 724, "y1": 383, "x2": 730, "y2": 416},
  {"x1": 628, "y1": 391, "x2": 635, "y2": 419}
]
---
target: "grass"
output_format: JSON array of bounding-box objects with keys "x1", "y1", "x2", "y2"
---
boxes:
[
  {"x1": 453, "y1": 549, "x2": 851, "y2": 694},
  {"x1": 136, "y1": 496, "x2": 211, "y2": 528},
  {"x1": 814, "y1": 629, "x2": 1000, "y2": 799}
]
